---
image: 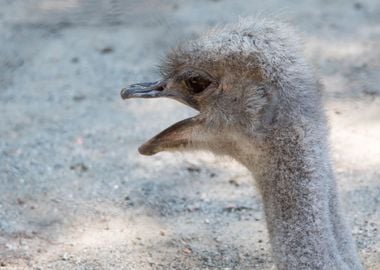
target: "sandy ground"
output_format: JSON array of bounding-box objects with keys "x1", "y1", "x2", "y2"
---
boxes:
[{"x1": 0, "y1": 0, "x2": 379, "y2": 269}]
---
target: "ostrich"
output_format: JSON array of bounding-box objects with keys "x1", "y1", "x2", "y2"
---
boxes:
[{"x1": 120, "y1": 18, "x2": 362, "y2": 270}]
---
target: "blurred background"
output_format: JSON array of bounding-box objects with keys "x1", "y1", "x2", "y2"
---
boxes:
[{"x1": 0, "y1": 0, "x2": 379, "y2": 269}]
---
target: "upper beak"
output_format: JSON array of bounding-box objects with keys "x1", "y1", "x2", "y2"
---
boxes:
[
  {"x1": 120, "y1": 80, "x2": 200, "y2": 111},
  {"x1": 120, "y1": 81, "x2": 165, "y2": 99}
]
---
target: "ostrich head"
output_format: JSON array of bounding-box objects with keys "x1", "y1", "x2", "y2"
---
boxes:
[{"x1": 121, "y1": 18, "x2": 315, "y2": 160}]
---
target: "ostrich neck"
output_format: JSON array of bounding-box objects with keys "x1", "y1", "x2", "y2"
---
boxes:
[{"x1": 235, "y1": 125, "x2": 362, "y2": 270}]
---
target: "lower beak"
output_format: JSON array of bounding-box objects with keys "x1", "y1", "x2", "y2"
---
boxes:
[{"x1": 138, "y1": 116, "x2": 203, "y2": 155}]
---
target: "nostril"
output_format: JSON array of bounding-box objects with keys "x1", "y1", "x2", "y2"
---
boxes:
[{"x1": 156, "y1": 84, "x2": 165, "y2": 91}]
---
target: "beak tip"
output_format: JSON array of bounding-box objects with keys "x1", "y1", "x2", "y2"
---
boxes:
[
  {"x1": 120, "y1": 88, "x2": 128, "y2": 99},
  {"x1": 138, "y1": 144, "x2": 157, "y2": 156}
]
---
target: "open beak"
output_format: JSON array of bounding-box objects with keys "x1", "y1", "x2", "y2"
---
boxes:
[{"x1": 120, "y1": 80, "x2": 202, "y2": 156}]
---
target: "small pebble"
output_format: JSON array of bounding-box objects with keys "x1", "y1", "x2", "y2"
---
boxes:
[
  {"x1": 186, "y1": 166, "x2": 201, "y2": 173},
  {"x1": 353, "y1": 2, "x2": 363, "y2": 10},
  {"x1": 62, "y1": 253, "x2": 69, "y2": 261},
  {"x1": 100, "y1": 46, "x2": 114, "y2": 54},
  {"x1": 228, "y1": 179, "x2": 240, "y2": 187},
  {"x1": 73, "y1": 95, "x2": 86, "y2": 102}
]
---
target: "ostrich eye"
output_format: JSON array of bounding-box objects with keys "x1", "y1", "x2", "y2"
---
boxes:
[{"x1": 184, "y1": 75, "x2": 211, "y2": 94}]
